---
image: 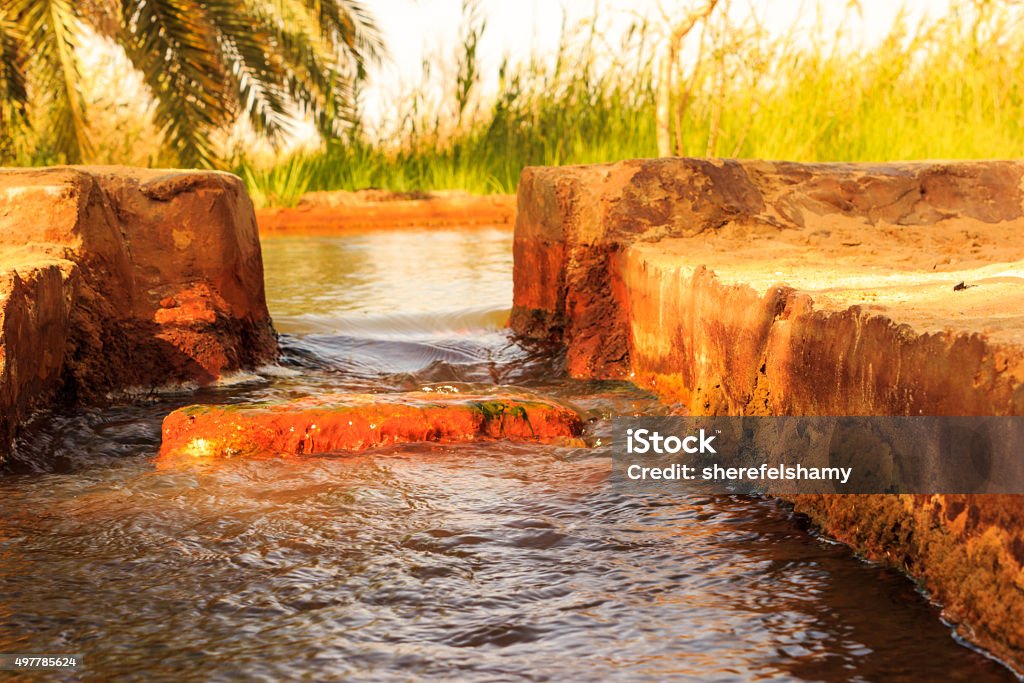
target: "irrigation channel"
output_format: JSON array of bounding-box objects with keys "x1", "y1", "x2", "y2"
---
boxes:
[{"x1": 0, "y1": 227, "x2": 1015, "y2": 680}]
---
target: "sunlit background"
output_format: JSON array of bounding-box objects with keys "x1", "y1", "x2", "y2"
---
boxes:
[
  {"x1": 72, "y1": 0, "x2": 966, "y2": 150},
  {"x1": 362, "y1": 0, "x2": 954, "y2": 133},
  {"x1": 6, "y1": 0, "x2": 1021, "y2": 204}
]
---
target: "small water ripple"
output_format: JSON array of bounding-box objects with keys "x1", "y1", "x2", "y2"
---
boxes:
[{"x1": 0, "y1": 230, "x2": 1015, "y2": 681}]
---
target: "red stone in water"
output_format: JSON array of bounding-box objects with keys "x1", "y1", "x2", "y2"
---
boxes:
[{"x1": 159, "y1": 392, "x2": 584, "y2": 460}]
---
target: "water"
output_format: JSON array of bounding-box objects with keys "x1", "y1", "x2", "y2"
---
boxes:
[{"x1": 0, "y1": 228, "x2": 1016, "y2": 681}]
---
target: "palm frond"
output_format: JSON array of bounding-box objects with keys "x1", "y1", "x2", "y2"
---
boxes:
[
  {"x1": 253, "y1": 10, "x2": 350, "y2": 136},
  {"x1": 0, "y1": 8, "x2": 29, "y2": 139},
  {"x1": 305, "y1": 0, "x2": 384, "y2": 67},
  {"x1": 9, "y1": 0, "x2": 383, "y2": 166},
  {"x1": 119, "y1": 0, "x2": 230, "y2": 167},
  {"x1": 203, "y1": 0, "x2": 291, "y2": 142},
  {"x1": 250, "y1": 0, "x2": 377, "y2": 139},
  {"x1": 13, "y1": 0, "x2": 92, "y2": 163},
  {"x1": 0, "y1": 11, "x2": 29, "y2": 161}
]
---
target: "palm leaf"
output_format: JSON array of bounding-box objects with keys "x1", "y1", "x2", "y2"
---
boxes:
[
  {"x1": 250, "y1": 0, "x2": 379, "y2": 139},
  {"x1": 0, "y1": 10, "x2": 29, "y2": 160},
  {"x1": 119, "y1": 0, "x2": 230, "y2": 167},
  {"x1": 9, "y1": 0, "x2": 383, "y2": 166},
  {"x1": 203, "y1": 0, "x2": 291, "y2": 141},
  {"x1": 12, "y1": 0, "x2": 92, "y2": 163},
  {"x1": 306, "y1": 0, "x2": 383, "y2": 67},
  {"x1": 253, "y1": 7, "x2": 352, "y2": 136},
  {"x1": 0, "y1": 9, "x2": 29, "y2": 133}
]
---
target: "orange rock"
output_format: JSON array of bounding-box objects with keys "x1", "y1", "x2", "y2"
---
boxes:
[
  {"x1": 0, "y1": 166, "x2": 278, "y2": 458},
  {"x1": 159, "y1": 393, "x2": 583, "y2": 460}
]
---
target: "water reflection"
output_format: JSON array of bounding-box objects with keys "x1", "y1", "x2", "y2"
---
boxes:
[{"x1": 263, "y1": 229, "x2": 513, "y2": 336}]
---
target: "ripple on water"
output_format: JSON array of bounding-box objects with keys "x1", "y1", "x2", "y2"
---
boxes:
[{"x1": 0, "y1": 230, "x2": 1016, "y2": 681}]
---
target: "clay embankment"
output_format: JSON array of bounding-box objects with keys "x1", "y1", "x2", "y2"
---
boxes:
[
  {"x1": 510, "y1": 158, "x2": 1024, "y2": 671},
  {"x1": 0, "y1": 167, "x2": 278, "y2": 461},
  {"x1": 256, "y1": 190, "x2": 515, "y2": 235}
]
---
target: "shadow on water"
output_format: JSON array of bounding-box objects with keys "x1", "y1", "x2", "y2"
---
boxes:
[{"x1": 0, "y1": 228, "x2": 1017, "y2": 681}]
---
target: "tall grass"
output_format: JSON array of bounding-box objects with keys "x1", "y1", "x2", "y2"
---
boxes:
[{"x1": 242, "y1": 0, "x2": 1024, "y2": 206}]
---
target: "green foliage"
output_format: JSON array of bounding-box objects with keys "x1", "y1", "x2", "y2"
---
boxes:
[
  {"x1": 0, "y1": 6, "x2": 30, "y2": 159},
  {"x1": 240, "y1": 0, "x2": 1024, "y2": 206},
  {"x1": 1, "y1": 0, "x2": 382, "y2": 167},
  {"x1": 240, "y1": 153, "x2": 317, "y2": 207}
]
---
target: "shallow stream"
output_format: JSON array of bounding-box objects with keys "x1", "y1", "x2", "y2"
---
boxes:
[{"x1": 0, "y1": 228, "x2": 1015, "y2": 681}]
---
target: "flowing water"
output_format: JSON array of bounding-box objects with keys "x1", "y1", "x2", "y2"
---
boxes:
[{"x1": 0, "y1": 227, "x2": 1016, "y2": 681}]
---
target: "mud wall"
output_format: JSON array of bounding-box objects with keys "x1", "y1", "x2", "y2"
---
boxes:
[
  {"x1": 511, "y1": 158, "x2": 1024, "y2": 670},
  {"x1": 0, "y1": 167, "x2": 278, "y2": 460}
]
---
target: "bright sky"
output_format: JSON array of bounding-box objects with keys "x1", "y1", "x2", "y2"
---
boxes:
[{"x1": 360, "y1": 0, "x2": 954, "y2": 126}]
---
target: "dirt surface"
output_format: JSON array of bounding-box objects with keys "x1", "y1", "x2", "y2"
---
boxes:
[
  {"x1": 510, "y1": 157, "x2": 1024, "y2": 672},
  {"x1": 635, "y1": 239, "x2": 1024, "y2": 346},
  {"x1": 256, "y1": 190, "x2": 516, "y2": 235},
  {"x1": 634, "y1": 194, "x2": 1024, "y2": 340}
]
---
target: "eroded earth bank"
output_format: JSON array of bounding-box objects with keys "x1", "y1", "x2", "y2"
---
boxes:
[
  {"x1": 0, "y1": 167, "x2": 278, "y2": 461},
  {"x1": 510, "y1": 158, "x2": 1024, "y2": 671}
]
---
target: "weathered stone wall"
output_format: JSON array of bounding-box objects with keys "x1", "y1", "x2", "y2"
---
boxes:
[
  {"x1": 0, "y1": 167, "x2": 278, "y2": 459},
  {"x1": 511, "y1": 158, "x2": 1024, "y2": 671}
]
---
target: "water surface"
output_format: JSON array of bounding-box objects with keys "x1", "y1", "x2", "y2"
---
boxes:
[{"x1": 0, "y1": 228, "x2": 1014, "y2": 681}]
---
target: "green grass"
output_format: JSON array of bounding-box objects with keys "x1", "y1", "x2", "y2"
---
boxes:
[{"x1": 237, "y1": 1, "x2": 1024, "y2": 208}]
